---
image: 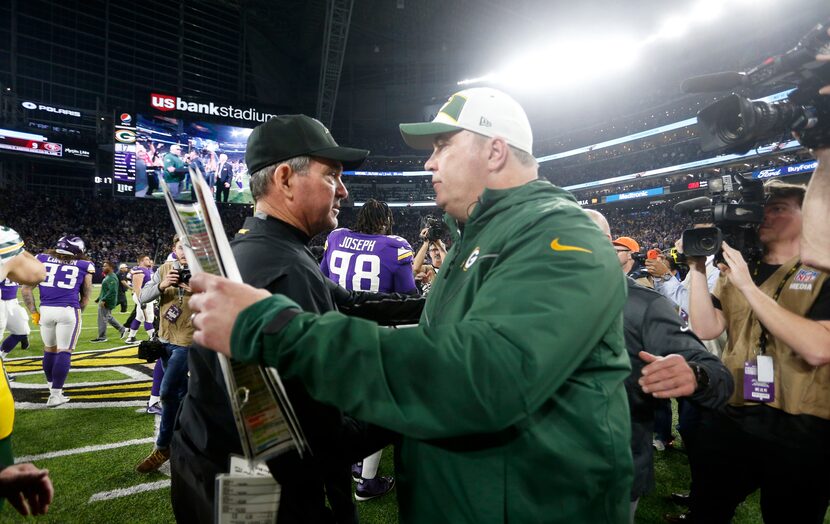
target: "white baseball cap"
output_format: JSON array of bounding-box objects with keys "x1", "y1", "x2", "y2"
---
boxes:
[{"x1": 399, "y1": 87, "x2": 533, "y2": 155}]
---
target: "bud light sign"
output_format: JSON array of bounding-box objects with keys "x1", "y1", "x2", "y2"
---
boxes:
[{"x1": 753, "y1": 160, "x2": 817, "y2": 179}]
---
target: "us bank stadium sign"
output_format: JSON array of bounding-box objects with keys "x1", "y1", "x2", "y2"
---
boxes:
[{"x1": 149, "y1": 93, "x2": 279, "y2": 124}]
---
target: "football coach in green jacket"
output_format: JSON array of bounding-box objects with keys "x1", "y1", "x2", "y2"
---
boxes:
[{"x1": 188, "y1": 87, "x2": 633, "y2": 523}]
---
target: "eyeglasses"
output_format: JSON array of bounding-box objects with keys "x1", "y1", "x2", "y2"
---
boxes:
[{"x1": 614, "y1": 248, "x2": 631, "y2": 253}]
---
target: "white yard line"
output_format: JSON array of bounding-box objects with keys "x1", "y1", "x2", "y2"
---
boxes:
[
  {"x1": 88, "y1": 480, "x2": 170, "y2": 503},
  {"x1": 14, "y1": 400, "x2": 147, "y2": 410},
  {"x1": 16, "y1": 437, "x2": 154, "y2": 463},
  {"x1": 2, "y1": 345, "x2": 139, "y2": 359}
]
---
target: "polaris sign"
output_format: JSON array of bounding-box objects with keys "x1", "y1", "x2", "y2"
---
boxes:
[
  {"x1": 605, "y1": 187, "x2": 664, "y2": 203},
  {"x1": 21, "y1": 101, "x2": 81, "y2": 118},
  {"x1": 150, "y1": 93, "x2": 278, "y2": 124},
  {"x1": 752, "y1": 160, "x2": 817, "y2": 179}
]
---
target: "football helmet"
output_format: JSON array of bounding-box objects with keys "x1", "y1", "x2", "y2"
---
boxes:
[{"x1": 54, "y1": 235, "x2": 86, "y2": 256}]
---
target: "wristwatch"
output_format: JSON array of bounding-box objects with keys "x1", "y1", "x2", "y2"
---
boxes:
[{"x1": 689, "y1": 362, "x2": 710, "y2": 391}]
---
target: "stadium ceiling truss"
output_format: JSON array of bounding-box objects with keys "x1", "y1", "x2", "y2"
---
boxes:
[{"x1": 317, "y1": 0, "x2": 355, "y2": 128}]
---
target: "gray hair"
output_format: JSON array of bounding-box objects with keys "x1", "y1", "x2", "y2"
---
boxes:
[
  {"x1": 249, "y1": 155, "x2": 312, "y2": 202},
  {"x1": 509, "y1": 146, "x2": 538, "y2": 168}
]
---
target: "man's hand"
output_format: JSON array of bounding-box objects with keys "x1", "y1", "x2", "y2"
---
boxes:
[
  {"x1": 419, "y1": 227, "x2": 429, "y2": 243},
  {"x1": 159, "y1": 270, "x2": 180, "y2": 291},
  {"x1": 638, "y1": 351, "x2": 697, "y2": 398},
  {"x1": 717, "y1": 241, "x2": 755, "y2": 292},
  {"x1": 99, "y1": 301, "x2": 106, "y2": 309},
  {"x1": 0, "y1": 463, "x2": 53, "y2": 516},
  {"x1": 645, "y1": 258, "x2": 670, "y2": 278},
  {"x1": 188, "y1": 273, "x2": 271, "y2": 356}
]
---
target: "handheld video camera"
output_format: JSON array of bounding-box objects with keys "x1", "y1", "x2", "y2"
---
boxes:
[
  {"x1": 421, "y1": 215, "x2": 447, "y2": 243},
  {"x1": 674, "y1": 174, "x2": 766, "y2": 265},
  {"x1": 684, "y1": 22, "x2": 830, "y2": 154}
]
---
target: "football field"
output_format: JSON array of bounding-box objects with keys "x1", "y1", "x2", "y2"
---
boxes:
[{"x1": 0, "y1": 287, "x2": 824, "y2": 523}]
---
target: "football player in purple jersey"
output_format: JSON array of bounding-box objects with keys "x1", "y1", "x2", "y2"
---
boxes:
[
  {"x1": 0, "y1": 279, "x2": 32, "y2": 360},
  {"x1": 21, "y1": 236, "x2": 94, "y2": 407},
  {"x1": 321, "y1": 199, "x2": 417, "y2": 295},
  {"x1": 320, "y1": 199, "x2": 415, "y2": 501},
  {"x1": 124, "y1": 255, "x2": 156, "y2": 344}
]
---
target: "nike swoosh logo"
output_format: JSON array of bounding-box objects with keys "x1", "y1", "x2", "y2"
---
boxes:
[{"x1": 550, "y1": 238, "x2": 592, "y2": 254}]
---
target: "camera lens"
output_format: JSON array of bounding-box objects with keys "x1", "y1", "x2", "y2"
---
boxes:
[{"x1": 699, "y1": 237, "x2": 717, "y2": 252}]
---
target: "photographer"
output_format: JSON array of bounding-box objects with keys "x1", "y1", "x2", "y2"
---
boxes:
[
  {"x1": 135, "y1": 235, "x2": 193, "y2": 474},
  {"x1": 412, "y1": 224, "x2": 447, "y2": 295},
  {"x1": 688, "y1": 180, "x2": 830, "y2": 523}
]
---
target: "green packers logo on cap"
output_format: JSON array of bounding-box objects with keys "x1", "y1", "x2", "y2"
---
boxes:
[{"x1": 438, "y1": 94, "x2": 467, "y2": 123}]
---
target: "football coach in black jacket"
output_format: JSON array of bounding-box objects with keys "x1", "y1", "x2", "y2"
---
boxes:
[{"x1": 586, "y1": 210, "x2": 733, "y2": 522}]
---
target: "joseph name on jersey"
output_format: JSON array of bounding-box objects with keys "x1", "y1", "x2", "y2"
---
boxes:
[
  {"x1": 321, "y1": 228, "x2": 416, "y2": 294},
  {"x1": 36, "y1": 254, "x2": 95, "y2": 308}
]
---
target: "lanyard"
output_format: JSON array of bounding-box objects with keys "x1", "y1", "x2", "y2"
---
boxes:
[{"x1": 754, "y1": 260, "x2": 801, "y2": 355}]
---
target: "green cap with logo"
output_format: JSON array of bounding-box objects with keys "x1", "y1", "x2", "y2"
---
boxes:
[
  {"x1": 246, "y1": 114, "x2": 369, "y2": 174},
  {"x1": 399, "y1": 87, "x2": 533, "y2": 154}
]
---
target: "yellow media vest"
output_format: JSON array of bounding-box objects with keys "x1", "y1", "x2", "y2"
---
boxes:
[{"x1": 715, "y1": 256, "x2": 830, "y2": 419}]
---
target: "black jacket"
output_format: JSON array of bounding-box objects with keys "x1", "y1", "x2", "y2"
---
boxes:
[
  {"x1": 622, "y1": 277, "x2": 733, "y2": 499},
  {"x1": 173, "y1": 214, "x2": 422, "y2": 523}
]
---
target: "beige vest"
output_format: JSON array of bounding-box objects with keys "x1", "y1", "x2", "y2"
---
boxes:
[
  {"x1": 716, "y1": 256, "x2": 830, "y2": 419},
  {"x1": 157, "y1": 262, "x2": 194, "y2": 347}
]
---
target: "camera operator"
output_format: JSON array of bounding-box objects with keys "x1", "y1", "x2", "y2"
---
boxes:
[
  {"x1": 135, "y1": 235, "x2": 193, "y2": 474},
  {"x1": 688, "y1": 179, "x2": 830, "y2": 523},
  {"x1": 412, "y1": 225, "x2": 447, "y2": 295}
]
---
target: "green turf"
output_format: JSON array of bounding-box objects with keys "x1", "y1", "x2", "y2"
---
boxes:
[
  {"x1": 3, "y1": 289, "x2": 829, "y2": 522},
  {"x1": 12, "y1": 370, "x2": 128, "y2": 385}
]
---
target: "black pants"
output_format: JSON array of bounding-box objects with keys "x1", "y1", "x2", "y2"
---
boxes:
[
  {"x1": 170, "y1": 428, "x2": 358, "y2": 524},
  {"x1": 693, "y1": 410, "x2": 830, "y2": 524},
  {"x1": 117, "y1": 293, "x2": 128, "y2": 312},
  {"x1": 216, "y1": 185, "x2": 230, "y2": 203}
]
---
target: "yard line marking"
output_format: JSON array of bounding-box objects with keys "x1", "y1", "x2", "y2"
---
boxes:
[
  {"x1": 14, "y1": 400, "x2": 147, "y2": 410},
  {"x1": 88, "y1": 480, "x2": 170, "y2": 503},
  {"x1": 16, "y1": 437, "x2": 154, "y2": 462}
]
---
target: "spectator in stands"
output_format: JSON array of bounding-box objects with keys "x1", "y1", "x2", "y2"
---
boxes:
[{"x1": 688, "y1": 179, "x2": 830, "y2": 523}]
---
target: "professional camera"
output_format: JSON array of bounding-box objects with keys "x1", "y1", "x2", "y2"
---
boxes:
[
  {"x1": 137, "y1": 338, "x2": 166, "y2": 363},
  {"x1": 177, "y1": 267, "x2": 192, "y2": 286},
  {"x1": 674, "y1": 174, "x2": 765, "y2": 265},
  {"x1": 421, "y1": 215, "x2": 447, "y2": 242},
  {"x1": 684, "y1": 22, "x2": 830, "y2": 154}
]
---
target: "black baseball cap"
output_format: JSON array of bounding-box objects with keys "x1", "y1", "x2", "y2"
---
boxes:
[{"x1": 245, "y1": 115, "x2": 369, "y2": 173}]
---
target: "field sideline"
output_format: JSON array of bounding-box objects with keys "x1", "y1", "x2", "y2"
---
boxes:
[{"x1": 0, "y1": 286, "x2": 824, "y2": 522}]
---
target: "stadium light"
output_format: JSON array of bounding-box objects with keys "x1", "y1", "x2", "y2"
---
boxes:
[
  {"x1": 656, "y1": 15, "x2": 689, "y2": 40},
  {"x1": 459, "y1": 36, "x2": 640, "y2": 90},
  {"x1": 691, "y1": 0, "x2": 722, "y2": 22}
]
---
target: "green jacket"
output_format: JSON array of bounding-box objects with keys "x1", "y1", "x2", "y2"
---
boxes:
[
  {"x1": 162, "y1": 152, "x2": 187, "y2": 183},
  {"x1": 98, "y1": 272, "x2": 119, "y2": 310},
  {"x1": 232, "y1": 180, "x2": 633, "y2": 523}
]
